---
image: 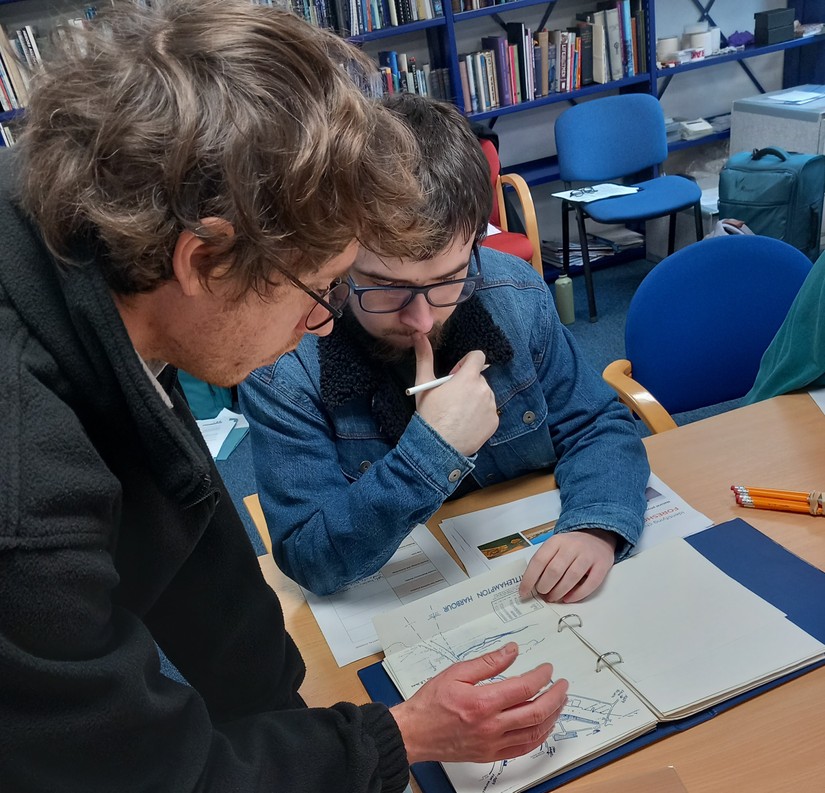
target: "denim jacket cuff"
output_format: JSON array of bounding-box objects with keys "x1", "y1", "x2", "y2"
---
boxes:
[
  {"x1": 554, "y1": 505, "x2": 644, "y2": 561},
  {"x1": 395, "y1": 413, "x2": 475, "y2": 497}
]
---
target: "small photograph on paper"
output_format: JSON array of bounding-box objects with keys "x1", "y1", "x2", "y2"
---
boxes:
[
  {"x1": 478, "y1": 532, "x2": 530, "y2": 559},
  {"x1": 523, "y1": 519, "x2": 558, "y2": 545}
]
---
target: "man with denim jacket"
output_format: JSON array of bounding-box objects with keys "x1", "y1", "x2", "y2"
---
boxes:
[{"x1": 241, "y1": 95, "x2": 650, "y2": 603}]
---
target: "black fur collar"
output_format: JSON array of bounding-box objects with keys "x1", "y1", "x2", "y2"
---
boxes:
[{"x1": 318, "y1": 297, "x2": 514, "y2": 443}]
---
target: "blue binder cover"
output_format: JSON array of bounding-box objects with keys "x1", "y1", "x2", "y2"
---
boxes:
[{"x1": 357, "y1": 518, "x2": 825, "y2": 793}]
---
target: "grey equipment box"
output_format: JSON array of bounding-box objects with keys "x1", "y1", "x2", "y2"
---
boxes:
[{"x1": 730, "y1": 85, "x2": 825, "y2": 157}]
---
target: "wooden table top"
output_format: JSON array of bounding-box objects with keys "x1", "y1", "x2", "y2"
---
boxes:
[{"x1": 257, "y1": 393, "x2": 825, "y2": 792}]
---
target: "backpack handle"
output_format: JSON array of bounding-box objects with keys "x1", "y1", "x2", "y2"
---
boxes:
[{"x1": 751, "y1": 147, "x2": 789, "y2": 162}]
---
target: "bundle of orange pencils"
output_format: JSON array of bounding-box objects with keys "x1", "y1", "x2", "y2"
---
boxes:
[{"x1": 731, "y1": 485, "x2": 824, "y2": 517}]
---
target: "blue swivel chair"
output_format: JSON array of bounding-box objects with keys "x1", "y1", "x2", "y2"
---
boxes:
[
  {"x1": 555, "y1": 93, "x2": 704, "y2": 321},
  {"x1": 602, "y1": 235, "x2": 812, "y2": 434}
]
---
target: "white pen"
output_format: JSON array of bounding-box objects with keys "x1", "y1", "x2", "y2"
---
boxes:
[{"x1": 405, "y1": 365, "x2": 490, "y2": 397}]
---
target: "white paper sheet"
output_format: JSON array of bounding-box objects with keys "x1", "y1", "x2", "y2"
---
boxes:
[
  {"x1": 440, "y1": 473, "x2": 712, "y2": 577},
  {"x1": 762, "y1": 90, "x2": 825, "y2": 105},
  {"x1": 304, "y1": 524, "x2": 466, "y2": 667},
  {"x1": 552, "y1": 183, "x2": 641, "y2": 203},
  {"x1": 571, "y1": 540, "x2": 825, "y2": 719},
  {"x1": 195, "y1": 416, "x2": 237, "y2": 457},
  {"x1": 809, "y1": 386, "x2": 825, "y2": 415}
]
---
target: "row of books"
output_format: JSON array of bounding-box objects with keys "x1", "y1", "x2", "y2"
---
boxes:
[
  {"x1": 284, "y1": 0, "x2": 443, "y2": 38},
  {"x1": 457, "y1": 0, "x2": 648, "y2": 114},
  {"x1": 0, "y1": 120, "x2": 16, "y2": 148},
  {"x1": 376, "y1": 50, "x2": 452, "y2": 101},
  {"x1": 0, "y1": 8, "x2": 98, "y2": 113},
  {"x1": 450, "y1": 0, "x2": 530, "y2": 11},
  {"x1": 0, "y1": 25, "x2": 35, "y2": 112},
  {"x1": 581, "y1": 0, "x2": 649, "y2": 82}
]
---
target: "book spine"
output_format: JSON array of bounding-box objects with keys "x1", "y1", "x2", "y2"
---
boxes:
[
  {"x1": 0, "y1": 27, "x2": 28, "y2": 105},
  {"x1": 0, "y1": 72, "x2": 11, "y2": 112},
  {"x1": 481, "y1": 36, "x2": 511, "y2": 107},
  {"x1": 577, "y1": 21, "x2": 594, "y2": 85},
  {"x1": 538, "y1": 29, "x2": 549, "y2": 97},
  {"x1": 458, "y1": 57, "x2": 472, "y2": 112},
  {"x1": 507, "y1": 44, "x2": 518, "y2": 104},
  {"x1": 619, "y1": 0, "x2": 634, "y2": 76},
  {"x1": 523, "y1": 26, "x2": 534, "y2": 101},
  {"x1": 591, "y1": 15, "x2": 607, "y2": 84},
  {"x1": 559, "y1": 31, "x2": 569, "y2": 92},
  {"x1": 605, "y1": 8, "x2": 622, "y2": 81},
  {"x1": 483, "y1": 50, "x2": 498, "y2": 107},
  {"x1": 463, "y1": 54, "x2": 478, "y2": 112},
  {"x1": 473, "y1": 52, "x2": 487, "y2": 111}
]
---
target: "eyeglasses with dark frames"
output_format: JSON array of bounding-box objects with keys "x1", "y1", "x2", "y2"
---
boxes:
[
  {"x1": 569, "y1": 186, "x2": 598, "y2": 198},
  {"x1": 347, "y1": 245, "x2": 483, "y2": 315},
  {"x1": 275, "y1": 268, "x2": 352, "y2": 331}
]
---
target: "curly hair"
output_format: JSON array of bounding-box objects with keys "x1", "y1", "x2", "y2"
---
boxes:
[
  {"x1": 15, "y1": 0, "x2": 429, "y2": 296},
  {"x1": 380, "y1": 93, "x2": 492, "y2": 253}
]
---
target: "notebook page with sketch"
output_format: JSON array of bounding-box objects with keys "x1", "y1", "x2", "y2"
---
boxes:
[{"x1": 375, "y1": 562, "x2": 658, "y2": 793}]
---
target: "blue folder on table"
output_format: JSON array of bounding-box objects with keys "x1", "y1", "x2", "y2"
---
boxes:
[{"x1": 358, "y1": 518, "x2": 825, "y2": 793}]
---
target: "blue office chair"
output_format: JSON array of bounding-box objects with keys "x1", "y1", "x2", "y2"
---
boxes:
[
  {"x1": 602, "y1": 235, "x2": 812, "y2": 434},
  {"x1": 555, "y1": 93, "x2": 703, "y2": 321}
]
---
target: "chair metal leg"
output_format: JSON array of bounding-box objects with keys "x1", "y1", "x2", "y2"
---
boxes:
[
  {"x1": 667, "y1": 213, "x2": 677, "y2": 255},
  {"x1": 694, "y1": 202, "x2": 704, "y2": 241},
  {"x1": 561, "y1": 200, "x2": 571, "y2": 276},
  {"x1": 575, "y1": 207, "x2": 598, "y2": 322}
]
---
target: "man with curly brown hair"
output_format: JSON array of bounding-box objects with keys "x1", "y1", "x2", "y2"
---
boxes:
[{"x1": 0, "y1": 2, "x2": 568, "y2": 791}]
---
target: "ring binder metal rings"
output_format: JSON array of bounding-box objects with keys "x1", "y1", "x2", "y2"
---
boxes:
[
  {"x1": 557, "y1": 614, "x2": 582, "y2": 632},
  {"x1": 595, "y1": 651, "x2": 623, "y2": 672}
]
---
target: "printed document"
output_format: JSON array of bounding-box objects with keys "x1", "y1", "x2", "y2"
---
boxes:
[
  {"x1": 304, "y1": 524, "x2": 466, "y2": 666},
  {"x1": 440, "y1": 473, "x2": 712, "y2": 578},
  {"x1": 195, "y1": 415, "x2": 236, "y2": 457},
  {"x1": 552, "y1": 183, "x2": 641, "y2": 203}
]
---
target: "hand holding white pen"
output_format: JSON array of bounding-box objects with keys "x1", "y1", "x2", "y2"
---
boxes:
[
  {"x1": 405, "y1": 365, "x2": 490, "y2": 396},
  {"x1": 412, "y1": 334, "x2": 499, "y2": 457}
]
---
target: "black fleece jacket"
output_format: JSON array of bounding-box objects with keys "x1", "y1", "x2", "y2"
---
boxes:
[{"x1": 0, "y1": 150, "x2": 408, "y2": 793}]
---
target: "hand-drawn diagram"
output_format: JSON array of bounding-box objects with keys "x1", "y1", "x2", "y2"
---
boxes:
[
  {"x1": 384, "y1": 605, "x2": 655, "y2": 793},
  {"x1": 468, "y1": 690, "x2": 645, "y2": 793}
]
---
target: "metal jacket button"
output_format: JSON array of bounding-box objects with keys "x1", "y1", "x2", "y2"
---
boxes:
[
  {"x1": 359, "y1": 460, "x2": 372, "y2": 473},
  {"x1": 448, "y1": 469, "x2": 462, "y2": 483},
  {"x1": 522, "y1": 410, "x2": 536, "y2": 425}
]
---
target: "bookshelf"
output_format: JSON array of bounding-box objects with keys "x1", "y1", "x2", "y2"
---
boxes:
[
  {"x1": 2, "y1": 0, "x2": 824, "y2": 179},
  {"x1": 337, "y1": 0, "x2": 825, "y2": 185}
]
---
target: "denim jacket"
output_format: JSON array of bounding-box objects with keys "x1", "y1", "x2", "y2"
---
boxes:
[{"x1": 240, "y1": 248, "x2": 649, "y2": 595}]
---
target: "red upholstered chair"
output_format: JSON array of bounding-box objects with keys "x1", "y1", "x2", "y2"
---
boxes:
[{"x1": 479, "y1": 138, "x2": 543, "y2": 278}]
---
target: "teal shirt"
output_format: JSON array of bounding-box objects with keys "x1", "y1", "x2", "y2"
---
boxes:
[{"x1": 746, "y1": 249, "x2": 825, "y2": 403}]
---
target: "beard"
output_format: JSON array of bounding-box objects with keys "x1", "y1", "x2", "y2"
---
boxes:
[{"x1": 370, "y1": 321, "x2": 447, "y2": 363}]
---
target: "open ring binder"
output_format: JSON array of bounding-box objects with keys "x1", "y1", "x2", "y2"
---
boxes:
[
  {"x1": 595, "y1": 651, "x2": 623, "y2": 672},
  {"x1": 557, "y1": 613, "x2": 582, "y2": 632}
]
